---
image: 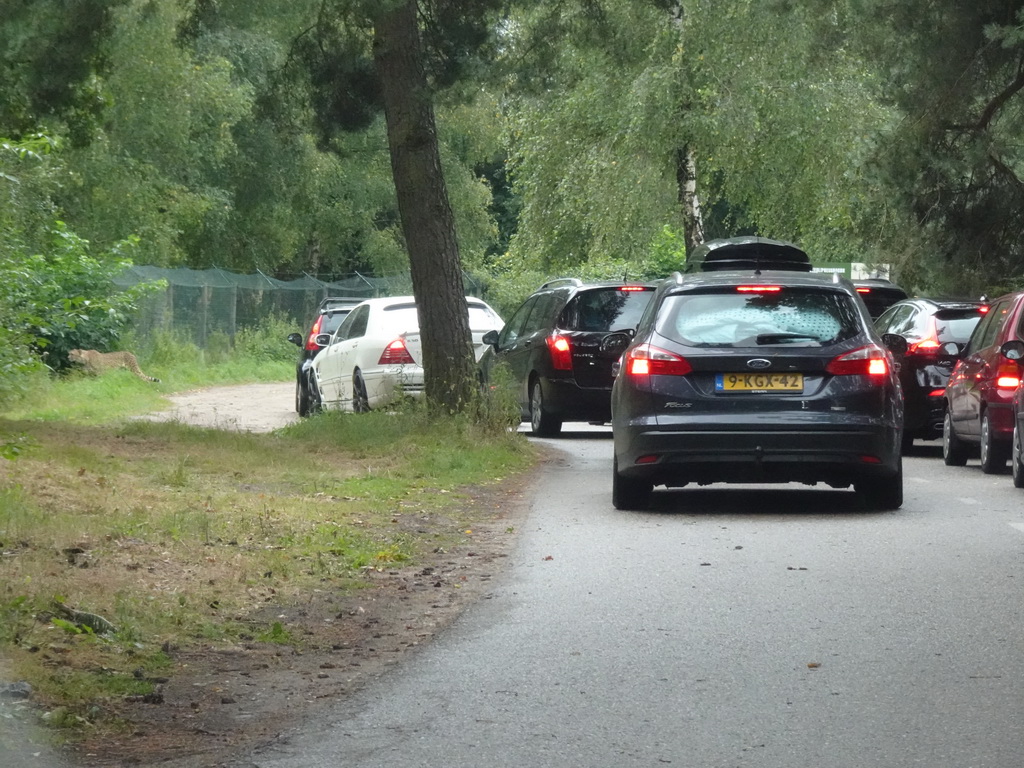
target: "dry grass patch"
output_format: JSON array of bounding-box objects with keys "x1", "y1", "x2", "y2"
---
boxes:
[{"x1": 0, "y1": 410, "x2": 534, "y2": 744}]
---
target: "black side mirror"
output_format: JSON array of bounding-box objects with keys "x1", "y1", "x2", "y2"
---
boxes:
[
  {"x1": 1000, "y1": 340, "x2": 1024, "y2": 361},
  {"x1": 881, "y1": 333, "x2": 908, "y2": 357},
  {"x1": 601, "y1": 330, "x2": 634, "y2": 355},
  {"x1": 287, "y1": 332, "x2": 303, "y2": 347},
  {"x1": 482, "y1": 329, "x2": 500, "y2": 349}
]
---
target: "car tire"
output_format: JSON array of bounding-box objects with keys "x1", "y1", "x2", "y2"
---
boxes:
[
  {"x1": 353, "y1": 371, "x2": 370, "y2": 413},
  {"x1": 855, "y1": 459, "x2": 903, "y2": 511},
  {"x1": 1013, "y1": 424, "x2": 1024, "y2": 489},
  {"x1": 942, "y1": 409, "x2": 969, "y2": 466},
  {"x1": 530, "y1": 379, "x2": 562, "y2": 437},
  {"x1": 979, "y1": 411, "x2": 1009, "y2": 474},
  {"x1": 308, "y1": 373, "x2": 323, "y2": 415},
  {"x1": 297, "y1": 374, "x2": 311, "y2": 417},
  {"x1": 612, "y1": 456, "x2": 652, "y2": 511},
  {"x1": 900, "y1": 430, "x2": 915, "y2": 455}
]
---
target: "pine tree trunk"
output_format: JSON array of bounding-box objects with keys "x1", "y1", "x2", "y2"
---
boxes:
[{"x1": 372, "y1": 0, "x2": 475, "y2": 414}]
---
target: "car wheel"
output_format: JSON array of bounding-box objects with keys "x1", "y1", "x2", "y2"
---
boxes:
[
  {"x1": 530, "y1": 379, "x2": 562, "y2": 437},
  {"x1": 296, "y1": 373, "x2": 311, "y2": 417},
  {"x1": 1013, "y1": 424, "x2": 1024, "y2": 489},
  {"x1": 980, "y1": 411, "x2": 1009, "y2": 474},
  {"x1": 612, "y1": 456, "x2": 652, "y2": 511},
  {"x1": 308, "y1": 372, "x2": 323, "y2": 415},
  {"x1": 855, "y1": 459, "x2": 903, "y2": 511},
  {"x1": 942, "y1": 409, "x2": 969, "y2": 466},
  {"x1": 353, "y1": 371, "x2": 371, "y2": 413},
  {"x1": 900, "y1": 429, "x2": 915, "y2": 455}
]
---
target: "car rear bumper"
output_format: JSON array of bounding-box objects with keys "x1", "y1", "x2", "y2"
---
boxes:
[
  {"x1": 615, "y1": 424, "x2": 901, "y2": 487},
  {"x1": 543, "y1": 378, "x2": 613, "y2": 422}
]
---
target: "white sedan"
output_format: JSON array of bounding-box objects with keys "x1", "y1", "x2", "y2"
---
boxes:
[{"x1": 310, "y1": 295, "x2": 504, "y2": 412}]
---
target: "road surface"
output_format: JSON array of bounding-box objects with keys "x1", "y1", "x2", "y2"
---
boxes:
[{"x1": 209, "y1": 430, "x2": 1024, "y2": 768}]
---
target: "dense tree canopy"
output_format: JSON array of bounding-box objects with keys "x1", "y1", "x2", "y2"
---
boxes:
[{"x1": 3, "y1": 0, "x2": 1024, "y2": 405}]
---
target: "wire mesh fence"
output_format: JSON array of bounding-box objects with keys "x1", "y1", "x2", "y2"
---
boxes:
[{"x1": 114, "y1": 266, "x2": 487, "y2": 347}]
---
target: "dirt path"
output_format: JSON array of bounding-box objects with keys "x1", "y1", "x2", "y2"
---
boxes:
[
  {"x1": 62, "y1": 383, "x2": 534, "y2": 768},
  {"x1": 138, "y1": 381, "x2": 300, "y2": 432}
]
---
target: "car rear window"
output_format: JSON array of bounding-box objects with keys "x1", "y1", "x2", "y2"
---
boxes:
[
  {"x1": 657, "y1": 287, "x2": 862, "y2": 347},
  {"x1": 563, "y1": 287, "x2": 654, "y2": 332},
  {"x1": 933, "y1": 309, "x2": 983, "y2": 344},
  {"x1": 468, "y1": 303, "x2": 501, "y2": 330}
]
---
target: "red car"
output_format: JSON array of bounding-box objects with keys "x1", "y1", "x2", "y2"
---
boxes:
[{"x1": 943, "y1": 290, "x2": 1024, "y2": 472}]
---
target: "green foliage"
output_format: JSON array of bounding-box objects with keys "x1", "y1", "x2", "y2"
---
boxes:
[
  {"x1": 233, "y1": 311, "x2": 301, "y2": 363},
  {"x1": 6, "y1": 222, "x2": 163, "y2": 371}
]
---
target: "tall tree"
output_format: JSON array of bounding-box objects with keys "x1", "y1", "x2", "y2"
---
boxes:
[
  {"x1": 502, "y1": 0, "x2": 887, "y2": 274},
  {"x1": 372, "y1": 0, "x2": 474, "y2": 412},
  {"x1": 297, "y1": 0, "x2": 508, "y2": 413},
  {"x1": 814, "y1": 0, "x2": 1024, "y2": 295}
]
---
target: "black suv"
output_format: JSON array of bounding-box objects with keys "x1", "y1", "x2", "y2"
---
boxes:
[
  {"x1": 853, "y1": 278, "x2": 909, "y2": 319},
  {"x1": 610, "y1": 237, "x2": 906, "y2": 511},
  {"x1": 287, "y1": 297, "x2": 363, "y2": 416},
  {"x1": 873, "y1": 298, "x2": 986, "y2": 450},
  {"x1": 481, "y1": 278, "x2": 655, "y2": 436}
]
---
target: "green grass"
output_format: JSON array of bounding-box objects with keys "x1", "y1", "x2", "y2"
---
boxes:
[{"x1": 0, "y1": 352, "x2": 535, "y2": 741}]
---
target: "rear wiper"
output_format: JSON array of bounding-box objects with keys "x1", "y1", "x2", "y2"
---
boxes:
[{"x1": 755, "y1": 332, "x2": 820, "y2": 344}]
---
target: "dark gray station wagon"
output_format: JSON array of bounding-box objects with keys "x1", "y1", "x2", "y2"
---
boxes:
[{"x1": 610, "y1": 237, "x2": 906, "y2": 511}]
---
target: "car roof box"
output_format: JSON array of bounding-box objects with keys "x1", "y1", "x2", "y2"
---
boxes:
[{"x1": 687, "y1": 237, "x2": 812, "y2": 273}]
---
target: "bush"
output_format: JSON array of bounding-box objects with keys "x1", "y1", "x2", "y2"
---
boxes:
[{"x1": 233, "y1": 311, "x2": 298, "y2": 364}]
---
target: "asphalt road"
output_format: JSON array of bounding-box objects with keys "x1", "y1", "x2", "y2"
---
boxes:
[{"x1": 232, "y1": 430, "x2": 1024, "y2": 768}]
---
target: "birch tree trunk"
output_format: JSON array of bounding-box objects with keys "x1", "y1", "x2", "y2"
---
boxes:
[{"x1": 675, "y1": 145, "x2": 706, "y2": 254}]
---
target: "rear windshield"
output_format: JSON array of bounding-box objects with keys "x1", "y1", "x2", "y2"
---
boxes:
[
  {"x1": 934, "y1": 310, "x2": 983, "y2": 343},
  {"x1": 378, "y1": 302, "x2": 500, "y2": 332},
  {"x1": 657, "y1": 287, "x2": 862, "y2": 347},
  {"x1": 468, "y1": 303, "x2": 501, "y2": 330},
  {"x1": 857, "y1": 288, "x2": 908, "y2": 319},
  {"x1": 562, "y1": 287, "x2": 653, "y2": 332},
  {"x1": 320, "y1": 309, "x2": 352, "y2": 334}
]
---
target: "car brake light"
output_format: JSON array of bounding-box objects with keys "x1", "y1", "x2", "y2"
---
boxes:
[
  {"x1": 378, "y1": 338, "x2": 416, "y2": 365},
  {"x1": 996, "y1": 362, "x2": 1021, "y2": 389},
  {"x1": 826, "y1": 345, "x2": 890, "y2": 380},
  {"x1": 979, "y1": 305, "x2": 990, "y2": 313},
  {"x1": 547, "y1": 334, "x2": 573, "y2": 370},
  {"x1": 856, "y1": 287, "x2": 871, "y2": 294},
  {"x1": 626, "y1": 344, "x2": 692, "y2": 376},
  {"x1": 619, "y1": 286, "x2": 648, "y2": 292},
  {"x1": 908, "y1": 339, "x2": 941, "y2": 354},
  {"x1": 907, "y1": 317, "x2": 943, "y2": 355},
  {"x1": 736, "y1": 285, "x2": 782, "y2": 293},
  {"x1": 305, "y1": 316, "x2": 325, "y2": 351}
]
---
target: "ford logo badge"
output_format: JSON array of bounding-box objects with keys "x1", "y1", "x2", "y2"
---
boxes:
[{"x1": 747, "y1": 358, "x2": 772, "y2": 370}]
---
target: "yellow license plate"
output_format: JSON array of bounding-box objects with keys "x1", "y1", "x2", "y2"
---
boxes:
[{"x1": 716, "y1": 373, "x2": 804, "y2": 392}]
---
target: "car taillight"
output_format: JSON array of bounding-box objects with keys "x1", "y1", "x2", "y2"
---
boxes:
[
  {"x1": 305, "y1": 316, "x2": 325, "y2": 351},
  {"x1": 826, "y1": 345, "x2": 890, "y2": 380},
  {"x1": 907, "y1": 318, "x2": 942, "y2": 355},
  {"x1": 626, "y1": 344, "x2": 693, "y2": 376},
  {"x1": 546, "y1": 334, "x2": 573, "y2": 370},
  {"x1": 996, "y1": 361, "x2": 1021, "y2": 389},
  {"x1": 379, "y1": 338, "x2": 416, "y2": 365},
  {"x1": 736, "y1": 285, "x2": 782, "y2": 293},
  {"x1": 907, "y1": 339, "x2": 941, "y2": 355},
  {"x1": 619, "y1": 286, "x2": 648, "y2": 292}
]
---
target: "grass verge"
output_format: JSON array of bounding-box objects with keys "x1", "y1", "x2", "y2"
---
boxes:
[{"x1": 0, "y1": 368, "x2": 535, "y2": 748}]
